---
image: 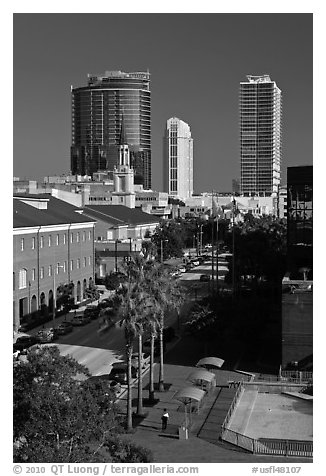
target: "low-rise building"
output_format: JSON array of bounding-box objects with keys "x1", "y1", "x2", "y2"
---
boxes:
[{"x1": 13, "y1": 194, "x2": 96, "y2": 331}]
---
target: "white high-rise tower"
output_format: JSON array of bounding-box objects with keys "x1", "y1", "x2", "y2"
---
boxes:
[
  {"x1": 240, "y1": 75, "x2": 282, "y2": 196},
  {"x1": 163, "y1": 117, "x2": 193, "y2": 200}
]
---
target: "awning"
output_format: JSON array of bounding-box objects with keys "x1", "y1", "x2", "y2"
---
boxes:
[
  {"x1": 173, "y1": 386, "x2": 206, "y2": 404},
  {"x1": 187, "y1": 369, "x2": 216, "y2": 384},
  {"x1": 196, "y1": 357, "x2": 224, "y2": 369}
]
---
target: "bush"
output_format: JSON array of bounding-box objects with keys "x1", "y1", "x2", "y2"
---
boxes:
[{"x1": 104, "y1": 436, "x2": 153, "y2": 463}]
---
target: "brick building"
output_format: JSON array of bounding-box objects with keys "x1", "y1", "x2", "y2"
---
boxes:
[{"x1": 13, "y1": 194, "x2": 96, "y2": 331}]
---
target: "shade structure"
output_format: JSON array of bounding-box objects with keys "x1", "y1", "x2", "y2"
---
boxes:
[
  {"x1": 173, "y1": 386, "x2": 206, "y2": 404},
  {"x1": 187, "y1": 369, "x2": 216, "y2": 385},
  {"x1": 196, "y1": 357, "x2": 224, "y2": 369}
]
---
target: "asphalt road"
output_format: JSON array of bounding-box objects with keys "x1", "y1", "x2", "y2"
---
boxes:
[{"x1": 21, "y1": 255, "x2": 231, "y2": 377}]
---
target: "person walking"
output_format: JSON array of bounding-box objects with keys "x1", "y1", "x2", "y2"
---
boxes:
[{"x1": 161, "y1": 408, "x2": 169, "y2": 431}]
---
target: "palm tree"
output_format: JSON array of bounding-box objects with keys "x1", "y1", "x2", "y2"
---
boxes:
[
  {"x1": 146, "y1": 265, "x2": 185, "y2": 392},
  {"x1": 116, "y1": 275, "x2": 148, "y2": 431}
]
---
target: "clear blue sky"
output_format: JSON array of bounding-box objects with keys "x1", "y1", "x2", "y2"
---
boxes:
[{"x1": 13, "y1": 13, "x2": 312, "y2": 192}]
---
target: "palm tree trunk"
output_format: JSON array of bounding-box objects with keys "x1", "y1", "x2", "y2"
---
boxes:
[
  {"x1": 149, "y1": 331, "x2": 155, "y2": 402},
  {"x1": 158, "y1": 320, "x2": 164, "y2": 392},
  {"x1": 126, "y1": 342, "x2": 133, "y2": 432},
  {"x1": 136, "y1": 333, "x2": 144, "y2": 415}
]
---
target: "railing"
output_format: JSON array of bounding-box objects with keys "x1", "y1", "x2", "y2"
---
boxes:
[
  {"x1": 221, "y1": 427, "x2": 255, "y2": 452},
  {"x1": 221, "y1": 382, "x2": 244, "y2": 430},
  {"x1": 280, "y1": 370, "x2": 313, "y2": 383},
  {"x1": 254, "y1": 438, "x2": 313, "y2": 458}
]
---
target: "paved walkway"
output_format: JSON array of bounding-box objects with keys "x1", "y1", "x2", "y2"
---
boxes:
[{"x1": 116, "y1": 363, "x2": 310, "y2": 463}]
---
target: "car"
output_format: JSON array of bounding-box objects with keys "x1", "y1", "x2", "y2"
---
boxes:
[
  {"x1": 178, "y1": 266, "x2": 186, "y2": 273},
  {"x1": 87, "y1": 375, "x2": 122, "y2": 395},
  {"x1": 199, "y1": 274, "x2": 211, "y2": 282},
  {"x1": 108, "y1": 363, "x2": 138, "y2": 384},
  {"x1": 131, "y1": 352, "x2": 151, "y2": 368},
  {"x1": 71, "y1": 314, "x2": 91, "y2": 326},
  {"x1": 191, "y1": 260, "x2": 200, "y2": 266},
  {"x1": 185, "y1": 264, "x2": 193, "y2": 272},
  {"x1": 36, "y1": 329, "x2": 57, "y2": 343},
  {"x1": 84, "y1": 304, "x2": 100, "y2": 319},
  {"x1": 13, "y1": 335, "x2": 38, "y2": 352},
  {"x1": 57, "y1": 321, "x2": 74, "y2": 335}
]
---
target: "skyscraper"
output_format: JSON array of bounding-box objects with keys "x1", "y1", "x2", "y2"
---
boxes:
[
  {"x1": 240, "y1": 75, "x2": 282, "y2": 196},
  {"x1": 163, "y1": 117, "x2": 193, "y2": 200},
  {"x1": 71, "y1": 71, "x2": 151, "y2": 189}
]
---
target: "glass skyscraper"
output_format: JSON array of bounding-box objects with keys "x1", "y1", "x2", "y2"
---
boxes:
[
  {"x1": 71, "y1": 71, "x2": 151, "y2": 189},
  {"x1": 163, "y1": 117, "x2": 193, "y2": 200},
  {"x1": 240, "y1": 75, "x2": 282, "y2": 196}
]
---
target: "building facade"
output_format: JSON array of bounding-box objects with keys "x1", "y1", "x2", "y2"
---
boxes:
[
  {"x1": 240, "y1": 75, "x2": 282, "y2": 196},
  {"x1": 71, "y1": 71, "x2": 151, "y2": 189},
  {"x1": 13, "y1": 195, "x2": 96, "y2": 331},
  {"x1": 163, "y1": 117, "x2": 193, "y2": 200}
]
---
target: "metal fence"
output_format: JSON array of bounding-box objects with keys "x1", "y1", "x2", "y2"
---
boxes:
[
  {"x1": 254, "y1": 438, "x2": 313, "y2": 458},
  {"x1": 221, "y1": 429, "x2": 313, "y2": 457},
  {"x1": 221, "y1": 382, "x2": 244, "y2": 430}
]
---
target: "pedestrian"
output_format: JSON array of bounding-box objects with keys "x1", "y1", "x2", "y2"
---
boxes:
[{"x1": 161, "y1": 408, "x2": 169, "y2": 431}]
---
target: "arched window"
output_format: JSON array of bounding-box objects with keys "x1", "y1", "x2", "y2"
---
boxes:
[{"x1": 18, "y1": 269, "x2": 27, "y2": 289}]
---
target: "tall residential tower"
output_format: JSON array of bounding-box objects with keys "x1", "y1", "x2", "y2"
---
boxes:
[
  {"x1": 163, "y1": 117, "x2": 193, "y2": 200},
  {"x1": 71, "y1": 71, "x2": 151, "y2": 189},
  {"x1": 240, "y1": 75, "x2": 282, "y2": 196}
]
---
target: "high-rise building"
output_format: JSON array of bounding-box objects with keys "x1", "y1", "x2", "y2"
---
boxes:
[
  {"x1": 71, "y1": 71, "x2": 151, "y2": 189},
  {"x1": 240, "y1": 75, "x2": 282, "y2": 196},
  {"x1": 163, "y1": 117, "x2": 193, "y2": 200}
]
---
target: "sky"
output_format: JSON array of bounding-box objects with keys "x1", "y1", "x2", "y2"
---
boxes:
[{"x1": 13, "y1": 13, "x2": 312, "y2": 193}]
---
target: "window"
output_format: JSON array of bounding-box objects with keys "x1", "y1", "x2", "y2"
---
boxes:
[
  {"x1": 83, "y1": 231, "x2": 86, "y2": 242},
  {"x1": 32, "y1": 268, "x2": 36, "y2": 281},
  {"x1": 56, "y1": 234, "x2": 60, "y2": 246},
  {"x1": 20, "y1": 238, "x2": 24, "y2": 251},
  {"x1": 32, "y1": 237, "x2": 36, "y2": 249},
  {"x1": 70, "y1": 260, "x2": 73, "y2": 271},
  {"x1": 89, "y1": 256, "x2": 92, "y2": 266},
  {"x1": 70, "y1": 233, "x2": 74, "y2": 243},
  {"x1": 88, "y1": 231, "x2": 92, "y2": 241},
  {"x1": 13, "y1": 272, "x2": 15, "y2": 291},
  {"x1": 40, "y1": 236, "x2": 44, "y2": 248},
  {"x1": 83, "y1": 257, "x2": 87, "y2": 267},
  {"x1": 48, "y1": 235, "x2": 52, "y2": 247},
  {"x1": 63, "y1": 234, "x2": 67, "y2": 245},
  {"x1": 48, "y1": 265, "x2": 53, "y2": 277},
  {"x1": 63, "y1": 261, "x2": 67, "y2": 273},
  {"x1": 40, "y1": 267, "x2": 44, "y2": 279},
  {"x1": 18, "y1": 269, "x2": 27, "y2": 289},
  {"x1": 56, "y1": 263, "x2": 61, "y2": 274},
  {"x1": 77, "y1": 232, "x2": 80, "y2": 243},
  {"x1": 77, "y1": 258, "x2": 80, "y2": 269}
]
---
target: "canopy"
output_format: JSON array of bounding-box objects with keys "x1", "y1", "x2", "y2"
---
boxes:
[
  {"x1": 196, "y1": 357, "x2": 224, "y2": 369},
  {"x1": 173, "y1": 386, "x2": 206, "y2": 404},
  {"x1": 187, "y1": 369, "x2": 215, "y2": 384}
]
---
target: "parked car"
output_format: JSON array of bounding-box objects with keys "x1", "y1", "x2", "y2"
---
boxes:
[
  {"x1": 13, "y1": 335, "x2": 38, "y2": 352},
  {"x1": 131, "y1": 352, "x2": 151, "y2": 368},
  {"x1": 200, "y1": 274, "x2": 210, "y2": 282},
  {"x1": 71, "y1": 314, "x2": 91, "y2": 326},
  {"x1": 87, "y1": 375, "x2": 122, "y2": 395},
  {"x1": 178, "y1": 266, "x2": 186, "y2": 273},
  {"x1": 57, "y1": 321, "x2": 74, "y2": 335},
  {"x1": 191, "y1": 260, "x2": 200, "y2": 266},
  {"x1": 108, "y1": 363, "x2": 138, "y2": 384},
  {"x1": 185, "y1": 264, "x2": 193, "y2": 272},
  {"x1": 36, "y1": 329, "x2": 57, "y2": 343},
  {"x1": 84, "y1": 304, "x2": 100, "y2": 319}
]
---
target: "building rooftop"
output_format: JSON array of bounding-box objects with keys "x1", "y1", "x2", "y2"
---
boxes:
[
  {"x1": 13, "y1": 194, "x2": 95, "y2": 228},
  {"x1": 83, "y1": 205, "x2": 160, "y2": 227}
]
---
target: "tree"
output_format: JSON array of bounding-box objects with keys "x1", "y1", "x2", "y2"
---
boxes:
[
  {"x1": 151, "y1": 220, "x2": 186, "y2": 260},
  {"x1": 14, "y1": 346, "x2": 118, "y2": 462}
]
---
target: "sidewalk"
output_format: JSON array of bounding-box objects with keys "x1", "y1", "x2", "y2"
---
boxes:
[{"x1": 116, "y1": 363, "x2": 309, "y2": 463}]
